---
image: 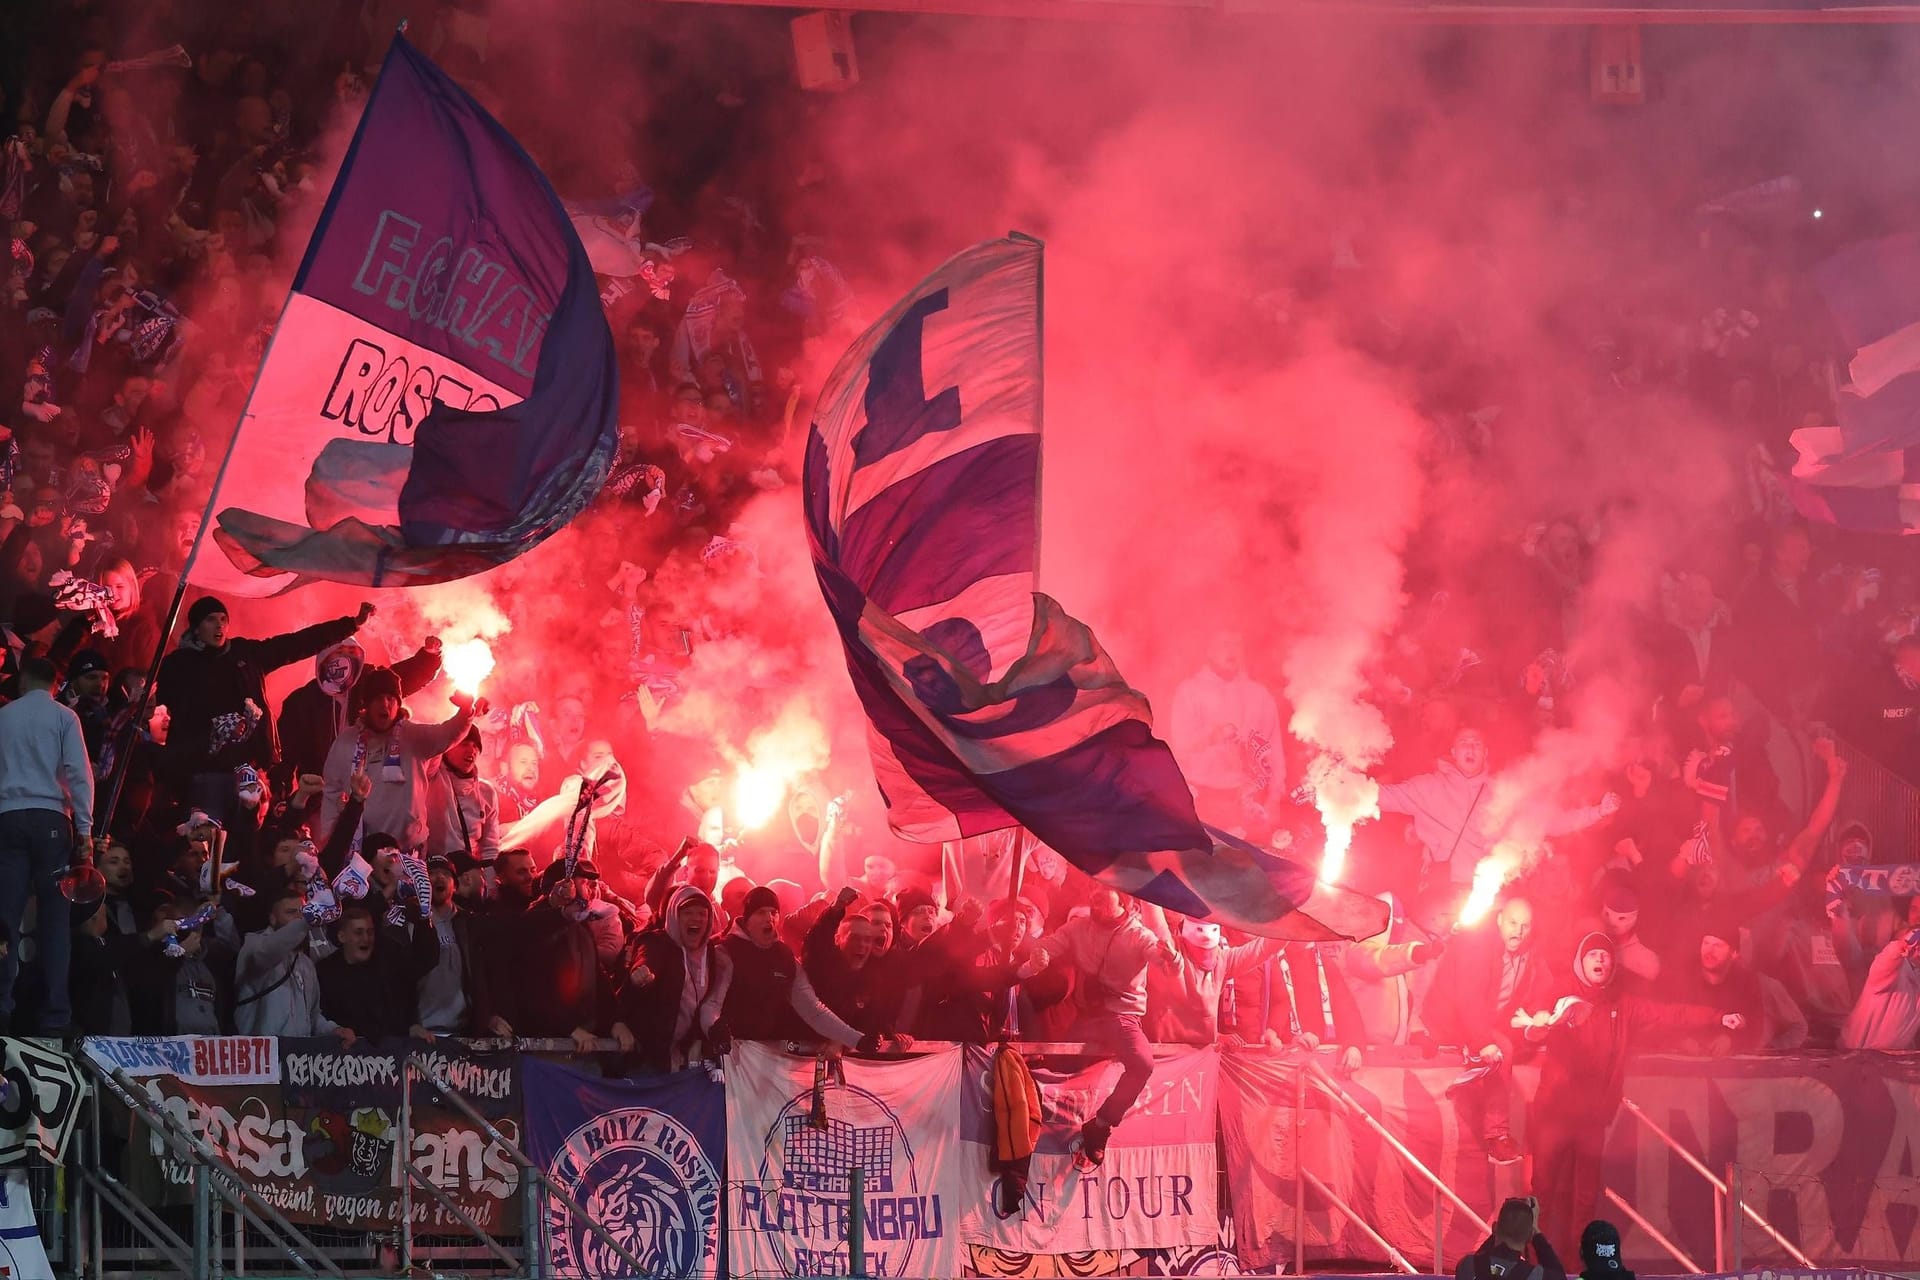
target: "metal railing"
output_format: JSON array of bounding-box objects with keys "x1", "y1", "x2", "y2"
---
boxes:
[
  {"x1": 76, "y1": 1056, "x2": 349, "y2": 1280},
  {"x1": 1304, "y1": 1057, "x2": 1492, "y2": 1272},
  {"x1": 1619, "y1": 1097, "x2": 1816, "y2": 1269}
]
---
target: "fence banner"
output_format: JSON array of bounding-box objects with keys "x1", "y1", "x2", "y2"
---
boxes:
[
  {"x1": 523, "y1": 1058, "x2": 725, "y2": 1280},
  {"x1": 1217, "y1": 1049, "x2": 1506, "y2": 1270},
  {"x1": 958, "y1": 1045, "x2": 1221, "y2": 1254},
  {"x1": 118, "y1": 1036, "x2": 521, "y2": 1232},
  {"x1": 0, "y1": 1039, "x2": 85, "y2": 1165},
  {"x1": 0, "y1": 1170, "x2": 51, "y2": 1280},
  {"x1": 82, "y1": 1035, "x2": 279, "y2": 1085},
  {"x1": 1605, "y1": 1054, "x2": 1920, "y2": 1268},
  {"x1": 727, "y1": 1042, "x2": 970, "y2": 1279}
]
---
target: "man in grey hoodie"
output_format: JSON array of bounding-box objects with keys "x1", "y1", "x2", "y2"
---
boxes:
[{"x1": 233, "y1": 890, "x2": 353, "y2": 1044}]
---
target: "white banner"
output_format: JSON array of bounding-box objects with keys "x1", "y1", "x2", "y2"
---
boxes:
[
  {"x1": 726, "y1": 1042, "x2": 969, "y2": 1279},
  {"x1": 957, "y1": 1044, "x2": 1220, "y2": 1253},
  {"x1": 0, "y1": 1040, "x2": 86, "y2": 1166},
  {"x1": 0, "y1": 1170, "x2": 51, "y2": 1280},
  {"x1": 82, "y1": 1035, "x2": 280, "y2": 1086}
]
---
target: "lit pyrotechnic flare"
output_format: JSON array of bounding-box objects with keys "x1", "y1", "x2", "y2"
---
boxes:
[
  {"x1": 732, "y1": 764, "x2": 787, "y2": 831},
  {"x1": 1455, "y1": 844, "x2": 1524, "y2": 930},
  {"x1": 1304, "y1": 755, "x2": 1380, "y2": 887},
  {"x1": 727, "y1": 708, "x2": 833, "y2": 833},
  {"x1": 442, "y1": 638, "x2": 495, "y2": 697}
]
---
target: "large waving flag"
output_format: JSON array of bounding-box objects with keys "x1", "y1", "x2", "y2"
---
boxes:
[
  {"x1": 1791, "y1": 233, "x2": 1920, "y2": 534},
  {"x1": 195, "y1": 36, "x2": 618, "y2": 594},
  {"x1": 804, "y1": 236, "x2": 1386, "y2": 940}
]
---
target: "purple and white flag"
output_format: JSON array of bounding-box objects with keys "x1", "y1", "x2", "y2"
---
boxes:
[{"x1": 804, "y1": 237, "x2": 1384, "y2": 939}]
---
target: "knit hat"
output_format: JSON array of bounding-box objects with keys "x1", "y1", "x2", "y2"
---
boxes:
[
  {"x1": 357, "y1": 665, "x2": 403, "y2": 704},
  {"x1": 67, "y1": 648, "x2": 109, "y2": 680},
  {"x1": 9, "y1": 592, "x2": 57, "y2": 638},
  {"x1": 186, "y1": 596, "x2": 228, "y2": 628},
  {"x1": 1580, "y1": 1220, "x2": 1625, "y2": 1272},
  {"x1": 894, "y1": 887, "x2": 936, "y2": 918},
  {"x1": 742, "y1": 885, "x2": 780, "y2": 919}
]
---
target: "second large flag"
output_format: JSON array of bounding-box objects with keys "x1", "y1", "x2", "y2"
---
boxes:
[{"x1": 804, "y1": 236, "x2": 1386, "y2": 940}]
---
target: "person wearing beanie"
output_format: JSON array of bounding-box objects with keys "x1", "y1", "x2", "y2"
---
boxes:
[
  {"x1": 318, "y1": 665, "x2": 482, "y2": 855},
  {"x1": 277, "y1": 633, "x2": 442, "y2": 788},
  {"x1": 425, "y1": 722, "x2": 500, "y2": 866},
  {"x1": 720, "y1": 882, "x2": 867, "y2": 1048},
  {"x1": 1457, "y1": 1196, "x2": 1567, "y2": 1280},
  {"x1": 1578, "y1": 1220, "x2": 1631, "y2": 1280},
  {"x1": 154, "y1": 595, "x2": 375, "y2": 821},
  {"x1": 1664, "y1": 916, "x2": 1783, "y2": 1053},
  {"x1": 1522, "y1": 932, "x2": 1736, "y2": 1256},
  {"x1": 60, "y1": 646, "x2": 114, "y2": 761}
]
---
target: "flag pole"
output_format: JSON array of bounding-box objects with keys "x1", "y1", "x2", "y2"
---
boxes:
[
  {"x1": 1002, "y1": 231, "x2": 1044, "y2": 934},
  {"x1": 95, "y1": 43, "x2": 408, "y2": 840}
]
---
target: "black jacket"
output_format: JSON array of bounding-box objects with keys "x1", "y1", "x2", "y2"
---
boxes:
[
  {"x1": 472, "y1": 905, "x2": 602, "y2": 1038},
  {"x1": 155, "y1": 616, "x2": 358, "y2": 781},
  {"x1": 802, "y1": 900, "x2": 897, "y2": 1035},
  {"x1": 317, "y1": 921, "x2": 440, "y2": 1038},
  {"x1": 721, "y1": 928, "x2": 810, "y2": 1041}
]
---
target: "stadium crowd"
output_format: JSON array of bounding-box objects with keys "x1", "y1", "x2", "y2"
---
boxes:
[{"x1": 5, "y1": 0, "x2": 1920, "y2": 1230}]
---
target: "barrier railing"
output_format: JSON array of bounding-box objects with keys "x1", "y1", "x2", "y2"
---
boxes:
[
  {"x1": 1620, "y1": 1096, "x2": 1814, "y2": 1270},
  {"x1": 76, "y1": 1055, "x2": 348, "y2": 1280},
  {"x1": 1304, "y1": 1057, "x2": 1492, "y2": 1272}
]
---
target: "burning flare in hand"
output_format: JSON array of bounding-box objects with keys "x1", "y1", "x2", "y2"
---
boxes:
[
  {"x1": 1456, "y1": 844, "x2": 1524, "y2": 929},
  {"x1": 1305, "y1": 755, "x2": 1380, "y2": 887},
  {"x1": 442, "y1": 638, "x2": 495, "y2": 697}
]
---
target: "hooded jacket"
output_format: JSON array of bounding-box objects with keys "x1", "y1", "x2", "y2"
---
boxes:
[
  {"x1": 279, "y1": 640, "x2": 441, "y2": 783},
  {"x1": 319, "y1": 704, "x2": 477, "y2": 852},
  {"x1": 1146, "y1": 932, "x2": 1284, "y2": 1045},
  {"x1": 1534, "y1": 933, "x2": 1721, "y2": 1115},
  {"x1": 234, "y1": 918, "x2": 337, "y2": 1038},
  {"x1": 155, "y1": 614, "x2": 360, "y2": 781},
  {"x1": 622, "y1": 886, "x2": 733, "y2": 1071}
]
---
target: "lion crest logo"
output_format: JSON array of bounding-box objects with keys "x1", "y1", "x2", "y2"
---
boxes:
[{"x1": 544, "y1": 1108, "x2": 718, "y2": 1279}]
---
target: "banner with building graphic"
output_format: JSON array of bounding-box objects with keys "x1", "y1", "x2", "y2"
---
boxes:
[{"x1": 726, "y1": 1042, "x2": 970, "y2": 1279}]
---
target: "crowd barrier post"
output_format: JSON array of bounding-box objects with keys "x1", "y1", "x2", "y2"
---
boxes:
[
  {"x1": 1302, "y1": 1168, "x2": 1417, "y2": 1273},
  {"x1": 410, "y1": 1054, "x2": 646, "y2": 1279},
  {"x1": 850, "y1": 1164, "x2": 867, "y2": 1278},
  {"x1": 1619, "y1": 1097, "x2": 1812, "y2": 1267},
  {"x1": 522, "y1": 1154, "x2": 547, "y2": 1280},
  {"x1": 1293, "y1": 1062, "x2": 1305, "y2": 1277},
  {"x1": 398, "y1": 1058, "x2": 414, "y2": 1276},
  {"x1": 87, "y1": 1062, "x2": 348, "y2": 1280},
  {"x1": 190, "y1": 1162, "x2": 211, "y2": 1280},
  {"x1": 1727, "y1": 1162, "x2": 1743, "y2": 1270}
]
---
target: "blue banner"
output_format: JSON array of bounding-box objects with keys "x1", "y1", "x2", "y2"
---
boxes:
[{"x1": 523, "y1": 1059, "x2": 725, "y2": 1280}]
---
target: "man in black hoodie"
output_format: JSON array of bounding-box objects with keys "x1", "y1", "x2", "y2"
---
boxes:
[{"x1": 154, "y1": 595, "x2": 373, "y2": 821}]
